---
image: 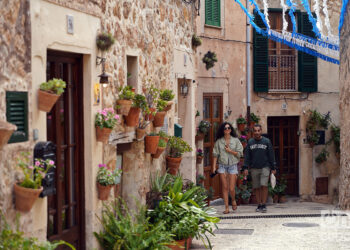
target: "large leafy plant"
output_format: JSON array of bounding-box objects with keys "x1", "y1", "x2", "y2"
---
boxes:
[
  {"x1": 133, "y1": 94, "x2": 149, "y2": 111},
  {"x1": 167, "y1": 136, "x2": 192, "y2": 158},
  {"x1": 249, "y1": 112, "x2": 260, "y2": 123},
  {"x1": 236, "y1": 115, "x2": 247, "y2": 125},
  {"x1": 16, "y1": 152, "x2": 55, "y2": 189},
  {"x1": 118, "y1": 85, "x2": 135, "y2": 100},
  {"x1": 39, "y1": 78, "x2": 66, "y2": 95},
  {"x1": 95, "y1": 108, "x2": 120, "y2": 129},
  {"x1": 96, "y1": 164, "x2": 122, "y2": 186}
]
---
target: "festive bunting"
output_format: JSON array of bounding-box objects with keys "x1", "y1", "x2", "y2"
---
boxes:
[
  {"x1": 280, "y1": 0, "x2": 289, "y2": 32},
  {"x1": 339, "y1": 0, "x2": 349, "y2": 33},
  {"x1": 286, "y1": 0, "x2": 297, "y2": 33}
]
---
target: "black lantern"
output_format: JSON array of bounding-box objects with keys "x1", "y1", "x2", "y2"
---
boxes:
[
  {"x1": 96, "y1": 56, "x2": 109, "y2": 87},
  {"x1": 180, "y1": 75, "x2": 189, "y2": 97}
]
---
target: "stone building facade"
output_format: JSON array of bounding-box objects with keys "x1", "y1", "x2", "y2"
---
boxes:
[{"x1": 0, "y1": 0, "x2": 196, "y2": 248}]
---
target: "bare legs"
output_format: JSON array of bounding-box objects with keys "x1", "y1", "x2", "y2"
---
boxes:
[
  {"x1": 228, "y1": 174, "x2": 237, "y2": 209},
  {"x1": 220, "y1": 173, "x2": 237, "y2": 213},
  {"x1": 254, "y1": 185, "x2": 268, "y2": 204}
]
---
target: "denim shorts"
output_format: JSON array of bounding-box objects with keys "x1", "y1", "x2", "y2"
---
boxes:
[{"x1": 217, "y1": 164, "x2": 238, "y2": 174}]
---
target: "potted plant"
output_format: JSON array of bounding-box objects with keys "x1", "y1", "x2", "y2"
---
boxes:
[
  {"x1": 166, "y1": 136, "x2": 192, "y2": 175},
  {"x1": 0, "y1": 120, "x2": 17, "y2": 150},
  {"x1": 153, "y1": 99, "x2": 168, "y2": 127},
  {"x1": 307, "y1": 131, "x2": 320, "y2": 147},
  {"x1": 196, "y1": 148, "x2": 204, "y2": 164},
  {"x1": 96, "y1": 164, "x2": 122, "y2": 200},
  {"x1": 249, "y1": 112, "x2": 260, "y2": 127},
  {"x1": 268, "y1": 183, "x2": 278, "y2": 203},
  {"x1": 195, "y1": 110, "x2": 200, "y2": 118},
  {"x1": 196, "y1": 120, "x2": 211, "y2": 141},
  {"x1": 96, "y1": 32, "x2": 115, "y2": 51},
  {"x1": 275, "y1": 176, "x2": 287, "y2": 203},
  {"x1": 202, "y1": 51, "x2": 218, "y2": 70},
  {"x1": 196, "y1": 174, "x2": 205, "y2": 186},
  {"x1": 14, "y1": 152, "x2": 55, "y2": 212},
  {"x1": 159, "y1": 89, "x2": 175, "y2": 112},
  {"x1": 145, "y1": 132, "x2": 160, "y2": 154},
  {"x1": 95, "y1": 108, "x2": 120, "y2": 143},
  {"x1": 192, "y1": 34, "x2": 202, "y2": 48},
  {"x1": 330, "y1": 125, "x2": 340, "y2": 158},
  {"x1": 143, "y1": 84, "x2": 159, "y2": 121},
  {"x1": 147, "y1": 171, "x2": 170, "y2": 209},
  {"x1": 241, "y1": 189, "x2": 251, "y2": 204},
  {"x1": 206, "y1": 186, "x2": 214, "y2": 206},
  {"x1": 38, "y1": 78, "x2": 66, "y2": 112},
  {"x1": 116, "y1": 85, "x2": 135, "y2": 115},
  {"x1": 239, "y1": 135, "x2": 248, "y2": 148},
  {"x1": 125, "y1": 94, "x2": 147, "y2": 127},
  {"x1": 235, "y1": 187, "x2": 242, "y2": 205},
  {"x1": 152, "y1": 138, "x2": 167, "y2": 159},
  {"x1": 315, "y1": 148, "x2": 329, "y2": 164},
  {"x1": 136, "y1": 116, "x2": 150, "y2": 140},
  {"x1": 236, "y1": 115, "x2": 247, "y2": 132},
  {"x1": 158, "y1": 130, "x2": 169, "y2": 143}
]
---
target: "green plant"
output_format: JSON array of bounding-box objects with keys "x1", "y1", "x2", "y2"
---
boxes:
[
  {"x1": 158, "y1": 138, "x2": 167, "y2": 147},
  {"x1": 138, "y1": 116, "x2": 150, "y2": 129},
  {"x1": 330, "y1": 125, "x2": 340, "y2": 153},
  {"x1": 167, "y1": 136, "x2": 192, "y2": 158},
  {"x1": 196, "y1": 148, "x2": 204, "y2": 157},
  {"x1": 148, "y1": 132, "x2": 158, "y2": 136},
  {"x1": 249, "y1": 112, "x2": 260, "y2": 123},
  {"x1": 307, "y1": 131, "x2": 320, "y2": 145},
  {"x1": 16, "y1": 152, "x2": 55, "y2": 189},
  {"x1": 192, "y1": 34, "x2": 202, "y2": 47},
  {"x1": 268, "y1": 183, "x2": 276, "y2": 197},
  {"x1": 94, "y1": 199, "x2": 173, "y2": 250},
  {"x1": 97, "y1": 164, "x2": 122, "y2": 186},
  {"x1": 236, "y1": 115, "x2": 247, "y2": 125},
  {"x1": 234, "y1": 186, "x2": 241, "y2": 201},
  {"x1": 95, "y1": 108, "x2": 120, "y2": 129},
  {"x1": 143, "y1": 83, "x2": 159, "y2": 108},
  {"x1": 159, "y1": 89, "x2": 175, "y2": 101},
  {"x1": 132, "y1": 94, "x2": 148, "y2": 111},
  {"x1": 158, "y1": 131, "x2": 169, "y2": 139},
  {"x1": 156, "y1": 99, "x2": 168, "y2": 112},
  {"x1": 151, "y1": 171, "x2": 170, "y2": 193},
  {"x1": 198, "y1": 120, "x2": 211, "y2": 134},
  {"x1": 315, "y1": 148, "x2": 329, "y2": 164},
  {"x1": 239, "y1": 135, "x2": 247, "y2": 143},
  {"x1": 118, "y1": 85, "x2": 135, "y2": 100},
  {"x1": 206, "y1": 187, "x2": 214, "y2": 200},
  {"x1": 241, "y1": 189, "x2": 251, "y2": 201},
  {"x1": 274, "y1": 176, "x2": 287, "y2": 196},
  {"x1": 96, "y1": 32, "x2": 115, "y2": 51},
  {"x1": 195, "y1": 110, "x2": 200, "y2": 117},
  {"x1": 40, "y1": 78, "x2": 66, "y2": 95},
  {"x1": 202, "y1": 51, "x2": 218, "y2": 70}
]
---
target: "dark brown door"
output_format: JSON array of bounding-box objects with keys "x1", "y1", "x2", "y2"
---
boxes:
[
  {"x1": 203, "y1": 94, "x2": 223, "y2": 199},
  {"x1": 46, "y1": 50, "x2": 85, "y2": 249},
  {"x1": 267, "y1": 116, "x2": 299, "y2": 195}
]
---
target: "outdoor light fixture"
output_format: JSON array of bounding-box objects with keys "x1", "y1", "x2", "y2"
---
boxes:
[
  {"x1": 96, "y1": 56, "x2": 109, "y2": 87},
  {"x1": 180, "y1": 75, "x2": 189, "y2": 97}
]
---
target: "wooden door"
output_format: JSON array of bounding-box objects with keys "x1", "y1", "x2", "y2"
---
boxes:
[
  {"x1": 203, "y1": 94, "x2": 223, "y2": 199},
  {"x1": 267, "y1": 117, "x2": 299, "y2": 195},
  {"x1": 46, "y1": 50, "x2": 85, "y2": 249}
]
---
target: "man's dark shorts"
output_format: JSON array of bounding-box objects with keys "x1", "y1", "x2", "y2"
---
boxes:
[{"x1": 251, "y1": 167, "x2": 270, "y2": 189}]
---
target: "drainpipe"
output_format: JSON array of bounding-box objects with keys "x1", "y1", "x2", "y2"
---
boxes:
[{"x1": 246, "y1": 0, "x2": 251, "y2": 122}]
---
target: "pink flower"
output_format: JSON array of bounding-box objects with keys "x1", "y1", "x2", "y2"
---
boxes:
[
  {"x1": 35, "y1": 161, "x2": 40, "y2": 166},
  {"x1": 28, "y1": 165, "x2": 34, "y2": 170},
  {"x1": 102, "y1": 111, "x2": 107, "y2": 116},
  {"x1": 49, "y1": 160, "x2": 54, "y2": 165},
  {"x1": 114, "y1": 114, "x2": 120, "y2": 120},
  {"x1": 98, "y1": 164, "x2": 106, "y2": 168}
]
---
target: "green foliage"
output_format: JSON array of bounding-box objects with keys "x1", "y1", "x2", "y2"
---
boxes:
[
  {"x1": 241, "y1": 189, "x2": 251, "y2": 200},
  {"x1": 158, "y1": 138, "x2": 167, "y2": 148},
  {"x1": 118, "y1": 85, "x2": 135, "y2": 100},
  {"x1": 97, "y1": 164, "x2": 122, "y2": 186},
  {"x1": 143, "y1": 83, "x2": 160, "y2": 108},
  {"x1": 236, "y1": 115, "x2": 247, "y2": 125},
  {"x1": 94, "y1": 200, "x2": 173, "y2": 250},
  {"x1": 315, "y1": 148, "x2": 329, "y2": 164},
  {"x1": 96, "y1": 32, "x2": 115, "y2": 51},
  {"x1": 150, "y1": 171, "x2": 170, "y2": 193},
  {"x1": 133, "y1": 94, "x2": 148, "y2": 111},
  {"x1": 16, "y1": 152, "x2": 55, "y2": 189},
  {"x1": 249, "y1": 112, "x2": 260, "y2": 123},
  {"x1": 307, "y1": 131, "x2": 320, "y2": 144},
  {"x1": 0, "y1": 213, "x2": 74, "y2": 250},
  {"x1": 198, "y1": 120, "x2": 211, "y2": 134},
  {"x1": 167, "y1": 136, "x2": 192, "y2": 158},
  {"x1": 95, "y1": 108, "x2": 120, "y2": 129},
  {"x1": 192, "y1": 34, "x2": 202, "y2": 47},
  {"x1": 39, "y1": 78, "x2": 66, "y2": 95},
  {"x1": 158, "y1": 131, "x2": 169, "y2": 139},
  {"x1": 202, "y1": 51, "x2": 218, "y2": 70},
  {"x1": 274, "y1": 176, "x2": 287, "y2": 196},
  {"x1": 330, "y1": 125, "x2": 340, "y2": 153},
  {"x1": 195, "y1": 110, "x2": 200, "y2": 117},
  {"x1": 156, "y1": 99, "x2": 168, "y2": 112},
  {"x1": 159, "y1": 89, "x2": 175, "y2": 101}
]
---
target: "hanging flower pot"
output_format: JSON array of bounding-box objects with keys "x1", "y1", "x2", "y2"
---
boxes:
[
  {"x1": 0, "y1": 120, "x2": 17, "y2": 150},
  {"x1": 166, "y1": 156, "x2": 182, "y2": 175},
  {"x1": 151, "y1": 147, "x2": 166, "y2": 159},
  {"x1": 14, "y1": 183, "x2": 43, "y2": 212},
  {"x1": 163, "y1": 101, "x2": 173, "y2": 112},
  {"x1": 145, "y1": 135, "x2": 160, "y2": 154},
  {"x1": 136, "y1": 127, "x2": 147, "y2": 140},
  {"x1": 38, "y1": 90, "x2": 61, "y2": 112},
  {"x1": 153, "y1": 112, "x2": 166, "y2": 127},
  {"x1": 125, "y1": 107, "x2": 140, "y2": 127},
  {"x1": 97, "y1": 183, "x2": 113, "y2": 200},
  {"x1": 116, "y1": 99, "x2": 133, "y2": 116},
  {"x1": 96, "y1": 127, "x2": 112, "y2": 143},
  {"x1": 238, "y1": 123, "x2": 246, "y2": 132},
  {"x1": 145, "y1": 108, "x2": 156, "y2": 121},
  {"x1": 196, "y1": 155, "x2": 204, "y2": 164}
]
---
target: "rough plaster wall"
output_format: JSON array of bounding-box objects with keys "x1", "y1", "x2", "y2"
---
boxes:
[{"x1": 339, "y1": 2, "x2": 350, "y2": 210}]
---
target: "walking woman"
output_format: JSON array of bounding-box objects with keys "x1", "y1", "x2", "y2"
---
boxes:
[{"x1": 212, "y1": 122, "x2": 243, "y2": 214}]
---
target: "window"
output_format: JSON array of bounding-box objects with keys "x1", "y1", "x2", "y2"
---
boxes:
[
  {"x1": 205, "y1": 0, "x2": 221, "y2": 27},
  {"x1": 253, "y1": 10, "x2": 317, "y2": 92}
]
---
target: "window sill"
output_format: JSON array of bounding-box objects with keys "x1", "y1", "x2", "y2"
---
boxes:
[
  {"x1": 268, "y1": 91, "x2": 301, "y2": 94},
  {"x1": 204, "y1": 24, "x2": 222, "y2": 30}
]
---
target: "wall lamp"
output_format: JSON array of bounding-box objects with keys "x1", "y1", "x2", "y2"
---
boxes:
[
  {"x1": 180, "y1": 75, "x2": 189, "y2": 97},
  {"x1": 96, "y1": 56, "x2": 109, "y2": 87}
]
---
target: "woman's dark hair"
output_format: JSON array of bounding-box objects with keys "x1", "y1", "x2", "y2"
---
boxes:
[{"x1": 216, "y1": 122, "x2": 237, "y2": 141}]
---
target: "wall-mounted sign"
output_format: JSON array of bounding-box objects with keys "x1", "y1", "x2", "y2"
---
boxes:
[
  {"x1": 94, "y1": 83, "x2": 100, "y2": 105},
  {"x1": 67, "y1": 15, "x2": 74, "y2": 34}
]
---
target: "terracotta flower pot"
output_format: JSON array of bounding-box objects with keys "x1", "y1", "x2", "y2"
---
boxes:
[
  {"x1": 14, "y1": 183, "x2": 43, "y2": 212},
  {"x1": 151, "y1": 147, "x2": 166, "y2": 159},
  {"x1": 278, "y1": 195, "x2": 286, "y2": 203},
  {"x1": 160, "y1": 136, "x2": 169, "y2": 143},
  {"x1": 96, "y1": 127, "x2": 112, "y2": 143},
  {"x1": 116, "y1": 99, "x2": 133, "y2": 116},
  {"x1": 125, "y1": 107, "x2": 140, "y2": 127},
  {"x1": 153, "y1": 111, "x2": 166, "y2": 127},
  {"x1": 166, "y1": 238, "x2": 191, "y2": 250},
  {"x1": 97, "y1": 183, "x2": 113, "y2": 200},
  {"x1": 238, "y1": 123, "x2": 246, "y2": 132},
  {"x1": 273, "y1": 194, "x2": 279, "y2": 203},
  {"x1": 145, "y1": 108, "x2": 156, "y2": 121},
  {"x1": 195, "y1": 133, "x2": 205, "y2": 141},
  {"x1": 0, "y1": 120, "x2": 17, "y2": 150},
  {"x1": 196, "y1": 155, "x2": 203, "y2": 164},
  {"x1": 166, "y1": 156, "x2": 182, "y2": 175},
  {"x1": 163, "y1": 101, "x2": 173, "y2": 112},
  {"x1": 136, "y1": 128, "x2": 146, "y2": 140},
  {"x1": 38, "y1": 90, "x2": 60, "y2": 112},
  {"x1": 145, "y1": 135, "x2": 160, "y2": 154}
]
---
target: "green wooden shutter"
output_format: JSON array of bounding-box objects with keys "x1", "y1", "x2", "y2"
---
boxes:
[
  {"x1": 205, "y1": 0, "x2": 220, "y2": 27},
  {"x1": 6, "y1": 91, "x2": 28, "y2": 143},
  {"x1": 253, "y1": 12, "x2": 268, "y2": 92},
  {"x1": 298, "y1": 12, "x2": 318, "y2": 92}
]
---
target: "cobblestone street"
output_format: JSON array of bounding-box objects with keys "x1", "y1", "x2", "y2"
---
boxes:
[{"x1": 192, "y1": 199, "x2": 350, "y2": 249}]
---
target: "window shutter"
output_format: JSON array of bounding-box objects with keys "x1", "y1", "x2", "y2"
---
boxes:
[
  {"x1": 6, "y1": 91, "x2": 28, "y2": 143},
  {"x1": 205, "y1": 0, "x2": 220, "y2": 27},
  {"x1": 298, "y1": 12, "x2": 318, "y2": 92},
  {"x1": 253, "y1": 11, "x2": 268, "y2": 92}
]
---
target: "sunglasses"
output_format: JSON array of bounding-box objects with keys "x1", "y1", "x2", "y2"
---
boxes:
[{"x1": 224, "y1": 126, "x2": 231, "y2": 130}]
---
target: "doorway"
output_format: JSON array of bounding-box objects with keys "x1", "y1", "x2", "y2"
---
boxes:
[
  {"x1": 203, "y1": 93, "x2": 223, "y2": 199},
  {"x1": 46, "y1": 50, "x2": 85, "y2": 248},
  {"x1": 267, "y1": 116, "x2": 299, "y2": 195}
]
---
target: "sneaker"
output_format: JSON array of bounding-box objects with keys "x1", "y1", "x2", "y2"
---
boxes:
[
  {"x1": 261, "y1": 204, "x2": 267, "y2": 213},
  {"x1": 256, "y1": 204, "x2": 262, "y2": 212}
]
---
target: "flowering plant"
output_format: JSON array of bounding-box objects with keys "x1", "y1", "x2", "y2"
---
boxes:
[
  {"x1": 239, "y1": 135, "x2": 247, "y2": 143},
  {"x1": 97, "y1": 164, "x2": 122, "y2": 186},
  {"x1": 95, "y1": 108, "x2": 120, "y2": 129},
  {"x1": 16, "y1": 152, "x2": 55, "y2": 189},
  {"x1": 236, "y1": 115, "x2": 247, "y2": 125},
  {"x1": 196, "y1": 148, "x2": 204, "y2": 157},
  {"x1": 198, "y1": 120, "x2": 211, "y2": 134}
]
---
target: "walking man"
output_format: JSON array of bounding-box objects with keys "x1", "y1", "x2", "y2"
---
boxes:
[{"x1": 243, "y1": 124, "x2": 276, "y2": 213}]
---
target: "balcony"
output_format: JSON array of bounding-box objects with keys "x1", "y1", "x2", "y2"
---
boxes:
[{"x1": 268, "y1": 55, "x2": 297, "y2": 91}]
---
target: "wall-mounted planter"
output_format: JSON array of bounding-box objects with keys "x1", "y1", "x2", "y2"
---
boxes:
[
  {"x1": 163, "y1": 101, "x2": 173, "y2": 112},
  {"x1": 153, "y1": 112, "x2": 166, "y2": 127},
  {"x1": 96, "y1": 127, "x2": 112, "y2": 143},
  {"x1": 136, "y1": 128, "x2": 147, "y2": 140},
  {"x1": 196, "y1": 155, "x2": 203, "y2": 164},
  {"x1": 38, "y1": 90, "x2": 60, "y2": 112},
  {"x1": 116, "y1": 99, "x2": 133, "y2": 116},
  {"x1": 145, "y1": 135, "x2": 159, "y2": 154},
  {"x1": 97, "y1": 183, "x2": 113, "y2": 200},
  {"x1": 0, "y1": 120, "x2": 17, "y2": 150},
  {"x1": 145, "y1": 108, "x2": 156, "y2": 121},
  {"x1": 125, "y1": 107, "x2": 140, "y2": 127},
  {"x1": 166, "y1": 156, "x2": 182, "y2": 175},
  {"x1": 151, "y1": 147, "x2": 166, "y2": 159},
  {"x1": 14, "y1": 183, "x2": 43, "y2": 212}
]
